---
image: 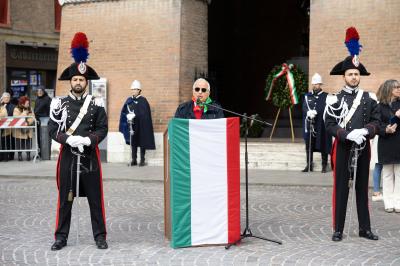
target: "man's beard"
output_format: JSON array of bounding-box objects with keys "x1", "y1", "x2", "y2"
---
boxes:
[
  {"x1": 71, "y1": 84, "x2": 86, "y2": 94},
  {"x1": 345, "y1": 80, "x2": 360, "y2": 89}
]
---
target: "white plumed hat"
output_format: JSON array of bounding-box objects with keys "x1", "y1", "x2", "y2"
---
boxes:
[
  {"x1": 130, "y1": 80, "x2": 141, "y2": 90},
  {"x1": 311, "y1": 73, "x2": 323, "y2": 85}
]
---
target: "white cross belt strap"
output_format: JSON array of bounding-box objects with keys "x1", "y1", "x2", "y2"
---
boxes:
[
  {"x1": 66, "y1": 95, "x2": 92, "y2": 136},
  {"x1": 340, "y1": 89, "x2": 363, "y2": 128}
]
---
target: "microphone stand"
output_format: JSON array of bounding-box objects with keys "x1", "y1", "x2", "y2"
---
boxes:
[{"x1": 200, "y1": 101, "x2": 282, "y2": 248}]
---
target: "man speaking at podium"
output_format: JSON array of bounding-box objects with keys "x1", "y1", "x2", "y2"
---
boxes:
[{"x1": 174, "y1": 78, "x2": 224, "y2": 119}]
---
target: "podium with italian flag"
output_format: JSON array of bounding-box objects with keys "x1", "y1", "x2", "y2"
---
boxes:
[{"x1": 164, "y1": 118, "x2": 241, "y2": 248}]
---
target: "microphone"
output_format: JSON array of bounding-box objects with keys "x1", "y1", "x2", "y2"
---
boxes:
[{"x1": 196, "y1": 97, "x2": 201, "y2": 105}]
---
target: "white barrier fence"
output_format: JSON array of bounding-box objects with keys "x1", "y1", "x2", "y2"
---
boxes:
[{"x1": 0, "y1": 116, "x2": 39, "y2": 162}]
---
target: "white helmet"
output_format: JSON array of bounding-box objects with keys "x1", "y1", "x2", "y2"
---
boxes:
[
  {"x1": 130, "y1": 80, "x2": 141, "y2": 90},
  {"x1": 311, "y1": 73, "x2": 323, "y2": 85}
]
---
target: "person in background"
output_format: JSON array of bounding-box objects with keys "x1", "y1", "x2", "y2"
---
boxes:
[
  {"x1": 13, "y1": 96, "x2": 35, "y2": 161},
  {"x1": 119, "y1": 80, "x2": 156, "y2": 166},
  {"x1": 34, "y1": 87, "x2": 52, "y2": 158},
  {"x1": 376, "y1": 79, "x2": 400, "y2": 213},
  {"x1": 174, "y1": 78, "x2": 224, "y2": 119},
  {"x1": 301, "y1": 73, "x2": 332, "y2": 173},
  {"x1": 371, "y1": 136, "x2": 383, "y2": 202},
  {"x1": 0, "y1": 92, "x2": 15, "y2": 161}
]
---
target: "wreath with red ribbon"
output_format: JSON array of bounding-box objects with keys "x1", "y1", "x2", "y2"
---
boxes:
[{"x1": 265, "y1": 63, "x2": 308, "y2": 108}]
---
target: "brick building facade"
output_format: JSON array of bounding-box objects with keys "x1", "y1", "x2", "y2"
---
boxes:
[
  {"x1": 309, "y1": 0, "x2": 400, "y2": 93},
  {"x1": 0, "y1": 0, "x2": 60, "y2": 102},
  {"x1": 55, "y1": 0, "x2": 399, "y2": 162}
]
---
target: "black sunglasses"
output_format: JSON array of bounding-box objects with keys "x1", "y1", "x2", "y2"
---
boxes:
[{"x1": 194, "y1": 87, "x2": 208, "y2": 93}]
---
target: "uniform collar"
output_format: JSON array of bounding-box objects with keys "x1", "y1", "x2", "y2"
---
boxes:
[
  {"x1": 132, "y1": 95, "x2": 141, "y2": 99},
  {"x1": 343, "y1": 86, "x2": 359, "y2": 95},
  {"x1": 69, "y1": 90, "x2": 88, "y2": 100},
  {"x1": 312, "y1": 89, "x2": 323, "y2": 95}
]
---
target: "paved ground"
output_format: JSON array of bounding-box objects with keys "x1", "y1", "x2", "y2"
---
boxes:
[{"x1": 0, "y1": 161, "x2": 399, "y2": 265}]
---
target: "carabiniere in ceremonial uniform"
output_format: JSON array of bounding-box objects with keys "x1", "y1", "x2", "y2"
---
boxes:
[
  {"x1": 48, "y1": 32, "x2": 108, "y2": 250},
  {"x1": 324, "y1": 27, "x2": 379, "y2": 242}
]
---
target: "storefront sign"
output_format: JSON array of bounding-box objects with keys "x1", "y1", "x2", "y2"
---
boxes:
[{"x1": 6, "y1": 45, "x2": 58, "y2": 70}]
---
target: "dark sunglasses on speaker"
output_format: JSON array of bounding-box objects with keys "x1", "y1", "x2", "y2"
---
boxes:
[{"x1": 194, "y1": 87, "x2": 208, "y2": 93}]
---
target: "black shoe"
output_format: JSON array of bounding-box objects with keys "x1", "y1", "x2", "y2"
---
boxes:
[
  {"x1": 26, "y1": 152, "x2": 30, "y2": 161},
  {"x1": 301, "y1": 165, "x2": 313, "y2": 172},
  {"x1": 139, "y1": 161, "x2": 146, "y2": 167},
  {"x1": 95, "y1": 238, "x2": 108, "y2": 249},
  {"x1": 130, "y1": 160, "x2": 137, "y2": 166},
  {"x1": 321, "y1": 165, "x2": 327, "y2": 173},
  {"x1": 359, "y1": 230, "x2": 378, "y2": 240},
  {"x1": 18, "y1": 153, "x2": 23, "y2": 161},
  {"x1": 332, "y1": 231, "x2": 342, "y2": 241},
  {"x1": 51, "y1": 239, "x2": 67, "y2": 251}
]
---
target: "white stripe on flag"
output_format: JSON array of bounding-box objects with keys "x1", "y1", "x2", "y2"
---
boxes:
[{"x1": 189, "y1": 119, "x2": 228, "y2": 245}]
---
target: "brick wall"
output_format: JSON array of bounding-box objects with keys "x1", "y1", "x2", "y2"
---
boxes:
[
  {"x1": 57, "y1": 0, "x2": 208, "y2": 132},
  {"x1": 310, "y1": 0, "x2": 400, "y2": 94}
]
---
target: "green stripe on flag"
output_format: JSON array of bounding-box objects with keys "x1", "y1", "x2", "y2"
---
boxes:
[{"x1": 169, "y1": 118, "x2": 192, "y2": 248}]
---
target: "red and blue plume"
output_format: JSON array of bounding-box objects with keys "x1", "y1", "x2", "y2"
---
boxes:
[
  {"x1": 345, "y1": 27, "x2": 362, "y2": 56},
  {"x1": 70, "y1": 32, "x2": 89, "y2": 63}
]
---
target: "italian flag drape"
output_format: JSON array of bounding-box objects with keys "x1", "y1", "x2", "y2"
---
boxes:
[{"x1": 168, "y1": 118, "x2": 241, "y2": 248}]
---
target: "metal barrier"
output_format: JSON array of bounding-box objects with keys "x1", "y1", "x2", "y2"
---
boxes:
[{"x1": 0, "y1": 116, "x2": 39, "y2": 162}]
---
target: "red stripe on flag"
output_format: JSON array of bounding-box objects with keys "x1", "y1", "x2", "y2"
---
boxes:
[
  {"x1": 331, "y1": 138, "x2": 338, "y2": 230},
  {"x1": 226, "y1": 117, "x2": 241, "y2": 243}
]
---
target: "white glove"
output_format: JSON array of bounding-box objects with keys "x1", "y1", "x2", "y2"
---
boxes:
[
  {"x1": 126, "y1": 112, "x2": 136, "y2": 121},
  {"x1": 77, "y1": 144, "x2": 84, "y2": 153},
  {"x1": 82, "y1": 137, "x2": 91, "y2": 146},
  {"x1": 66, "y1": 136, "x2": 82, "y2": 147},
  {"x1": 346, "y1": 129, "x2": 367, "y2": 144},
  {"x1": 354, "y1": 135, "x2": 366, "y2": 145}
]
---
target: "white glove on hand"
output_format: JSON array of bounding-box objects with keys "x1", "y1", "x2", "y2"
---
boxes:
[
  {"x1": 82, "y1": 137, "x2": 91, "y2": 146},
  {"x1": 307, "y1": 110, "x2": 317, "y2": 119},
  {"x1": 66, "y1": 136, "x2": 82, "y2": 147},
  {"x1": 354, "y1": 135, "x2": 366, "y2": 145},
  {"x1": 77, "y1": 144, "x2": 84, "y2": 153},
  {"x1": 346, "y1": 129, "x2": 367, "y2": 144},
  {"x1": 126, "y1": 112, "x2": 136, "y2": 121}
]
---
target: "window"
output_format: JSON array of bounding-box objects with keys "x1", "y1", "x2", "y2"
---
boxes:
[
  {"x1": 54, "y1": 0, "x2": 61, "y2": 31},
  {"x1": 0, "y1": 0, "x2": 10, "y2": 27}
]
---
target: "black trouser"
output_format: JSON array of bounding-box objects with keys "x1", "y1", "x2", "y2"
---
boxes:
[
  {"x1": 0, "y1": 135, "x2": 15, "y2": 160},
  {"x1": 130, "y1": 133, "x2": 145, "y2": 162},
  {"x1": 305, "y1": 136, "x2": 328, "y2": 166},
  {"x1": 55, "y1": 147, "x2": 106, "y2": 241},
  {"x1": 131, "y1": 145, "x2": 146, "y2": 162},
  {"x1": 332, "y1": 140, "x2": 371, "y2": 233}
]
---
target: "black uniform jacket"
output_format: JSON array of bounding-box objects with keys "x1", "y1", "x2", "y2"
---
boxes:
[
  {"x1": 302, "y1": 90, "x2": 332, "y2": 153},
  {"x1": 377, "y1": 100, "x2": 400, "y2": 164},
  {"x1": 325, "y1": 89, "x2": 380, "y2": 142},
  {"x1": 119, "y1": 95, "x2": 156, "y2": 149},
  {"x1": 48, "y1": 94, "x2": 108, "y2": 152},
  {"x1": 174, "y1": 100, "x2": 224, "y2": 119}
]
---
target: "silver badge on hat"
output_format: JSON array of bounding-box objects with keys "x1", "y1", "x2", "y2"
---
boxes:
[
  {"x1": 78, "y1": 62, "x2": 87, "y2": 74},
  {"x1": 352, "y1": 55, "x2": 360, "y2": 67}
]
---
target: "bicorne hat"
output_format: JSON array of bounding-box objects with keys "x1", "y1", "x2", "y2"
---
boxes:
[
  {"x1": 58, "y1": 32, "x2": 100, "y2": 80},
  {"x1": 330, "y1": 27, "x2": 370, "y2": 76}
]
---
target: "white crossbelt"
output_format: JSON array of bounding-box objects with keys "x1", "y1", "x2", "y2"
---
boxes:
[
  {"x1": 66, "y1": 95, "x2": 92, "y2": 136},
  {"x1": 340, "y1": 89, "x2": 363, "y2": 128}
]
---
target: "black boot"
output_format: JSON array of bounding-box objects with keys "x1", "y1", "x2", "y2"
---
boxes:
[
  {"x1": 51, "y1": 239, "x2": 67, "y2": 251},
  {"x1": 26, "y1": 152, "x2": 31, "y2": 161},
  {"x1": 321, "y1": 153, "x2": 328, "y2": 173},
  {"x1": 302, "y1": 164, "x2": 313, "y2": 172},
  {"x1": 130, "y1": 159, "x2": 137, "y2": 166},
  {"x1": 18, "y1": 152, "x2": 23, "y2": 161}
]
